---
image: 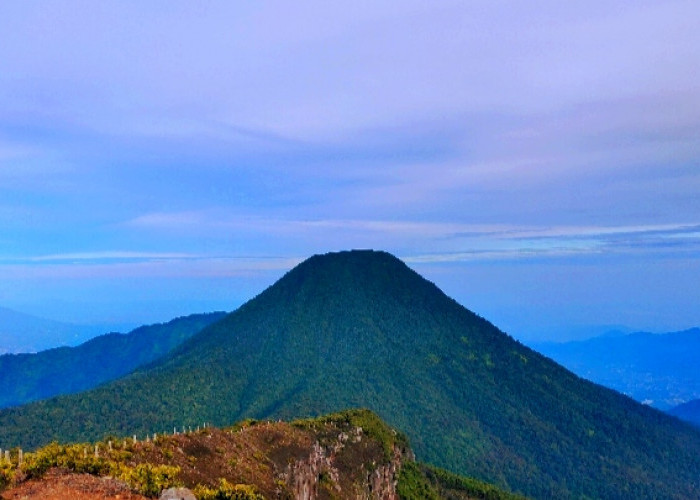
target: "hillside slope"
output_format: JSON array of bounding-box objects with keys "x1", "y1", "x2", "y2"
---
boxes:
[
  {"x1": 0, "y1": 312, "x2": 225, "y2": 409},
  {"x1": 0, "y1": 409, "x2": 523, "y2": 500},
  {"x1": 532, "y1": 328, "x2": 700, "y2": 409},
  {"x1": 0, "y1": 250, "x2": 699, "y2": 499}
]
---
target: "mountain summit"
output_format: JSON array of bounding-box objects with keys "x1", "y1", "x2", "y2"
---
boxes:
[{"x1": 1, "y1": 250, "x2": 699, "y2": 499}]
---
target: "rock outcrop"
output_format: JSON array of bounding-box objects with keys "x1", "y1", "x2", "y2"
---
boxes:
[{"x1": 285, "y1": 424, "x2": 410, "y2": 500}]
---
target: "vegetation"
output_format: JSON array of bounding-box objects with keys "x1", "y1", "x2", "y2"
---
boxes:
[
  {"x1": 1, "y1": 250, "x2": 700, "y2": 498},
  {"x1": 2, "y1": 410, "x2": 512, "y2": 499},
  {"x1": 533, "y1": 328, "x2": 700, "y2": 409},
  {"x1": 396, "y1": 461, "x2": 442, "y2": 500},
  {"x1": 193, "y1": 480, "x2": 264, "y2": 500},
  {"x1": 0, "y1": 312, "x2": 225, "y2": 409},
  {"x1": 0, "y1": 439, "x2": 181, "y2": 496},
  {"x1": 0, "y1": 435, "x2": 267, "y2": 498},
  {"x1": 419, "y1": 463, "x2": 529, "y2": 500},
  {"x1": 396, "y1": 461, "x2": 529, "y2": 500},
  {"x1": 292, "y1": 408, "x2": 410, "y2": 461}
]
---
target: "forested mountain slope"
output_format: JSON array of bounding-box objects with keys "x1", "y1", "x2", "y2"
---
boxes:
[
  {"x1": 0, "y1": 312, "x2": 225, "y2": 408},
  {"x1": 533, "y1": 328, "x2": 700, "y2": 409},
  {"x1": 0, "y1": 250, "x2": 699, "y2": 499}
]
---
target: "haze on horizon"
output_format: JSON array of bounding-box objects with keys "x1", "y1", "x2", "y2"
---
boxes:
[{"x1": 0, "y1": 1, "x2": 698, "y2": 342}]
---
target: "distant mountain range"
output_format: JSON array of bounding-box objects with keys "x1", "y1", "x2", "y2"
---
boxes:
[
  {"x1": 531, "y1": 328, "x2": 700, "y2": 409},
  {"x1": 0, "y1": 312, "x2": 226, "y2": 409},
  {"x1": 0, "y1": 250, "x2": 699, "y2": 499},
  {"x1": 0, "y1": 306, "x2": 104, "y2": 354},
  {"x1": 669, "y1": 399, "x2": 700, "y2": 427}
]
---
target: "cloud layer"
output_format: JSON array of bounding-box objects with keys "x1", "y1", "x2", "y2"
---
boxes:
[{"x1": 0, "y1": 1, "x2": 698, "y2": 338}]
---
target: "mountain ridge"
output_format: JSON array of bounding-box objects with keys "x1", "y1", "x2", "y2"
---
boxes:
[
  {"x1": 532, "y1": 327, "x2": 700, "y2": 409},
  {"x1": 0, "y1": 306, "x2": 102, "y2": 354},
  {"x1": 0, "y1": 312, "x2": 226, "y2": 409},
  {"x1": 0, "y1": 409, "x2": 524, "y2": 500},
  {"x1": 669, "y1": 398, "x2": 700, "y2": 427},
  {"x1": 0, "y1": 250, "x2": 699, "y2": 499}
]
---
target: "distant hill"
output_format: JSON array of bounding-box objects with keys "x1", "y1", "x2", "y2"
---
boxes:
[
  {"x1": 669, "y1": 399, "x2": 700, "y2": 428},
  {"x1": 1, "y1": 250, "x2": 699, "y2": 499},
  {"x1": 0, "y1": 409, "x2": 524, "y2": 500},
  {"x1": 531, "y1": 328, "x2": 700, "y2": 409},
  {"x1": 0, "y1": 312, "x2": 225, "y2": 409},
  {"x1": 0, "y1": 306, "x2": 102, "y2": 354}
]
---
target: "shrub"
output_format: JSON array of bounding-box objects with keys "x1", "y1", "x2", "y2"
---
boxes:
[
  {"x1": 193, "y1": 479, "x2": 264, "y2": 500},
  {"x1": 117, "y1": 463, "x2": 181, "y2": 497}
]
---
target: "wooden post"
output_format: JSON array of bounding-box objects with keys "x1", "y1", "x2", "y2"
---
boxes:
[{"x1": 18, "y1": 448, "x2": 23, "y2": 465}]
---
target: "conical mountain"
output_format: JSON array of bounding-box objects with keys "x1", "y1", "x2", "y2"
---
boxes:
[{"x1": 1, "y1": 250, "x2": 699, "y2": 499}]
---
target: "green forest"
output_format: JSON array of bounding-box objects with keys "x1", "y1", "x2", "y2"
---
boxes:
[{"x1": 0, "y1": 251, "x2": 698, "y2": 499}]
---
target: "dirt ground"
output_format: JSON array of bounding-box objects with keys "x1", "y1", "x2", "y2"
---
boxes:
[{"x1": 0, "y1": 468, "x2": 149, "y2": 500}]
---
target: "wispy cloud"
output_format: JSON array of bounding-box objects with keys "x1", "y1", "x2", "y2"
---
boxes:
[
  {"x1": 0, "y1": 253, "x2": 302, "y2": 279},
  {"x1": 22, "y1": 251, "x2": 199, "y2": 263},
  {"x1": 125, "y1": 210, "x2": 700, "y2": 241},
  {"x1": 92, "y1": 215, "x2": 700, "y2": 268}
]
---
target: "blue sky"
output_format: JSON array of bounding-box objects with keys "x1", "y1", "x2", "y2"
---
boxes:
[{"x1": 0, "y1": 1, "x2": 699, "y2": 341}]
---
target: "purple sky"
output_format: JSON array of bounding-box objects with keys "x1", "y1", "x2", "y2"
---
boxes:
[{"x1": 1, "y1": 1, "x2": 699, "y2": 341}]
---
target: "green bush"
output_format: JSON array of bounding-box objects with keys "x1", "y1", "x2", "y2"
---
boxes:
[
  {"x1": 22, "y1": 442, "x2": 111, "y2": 478},
  {"x1": 193, "y1": 479, "x2": 264, "y2": 500},
  {"x1": 2, "y1": 440, "x2": 181, "y2": 498},
  {"x1": 0, "y1": 460, "x2": 14, "y2": 489},
  {"x1": 118, "y1": 463, "x2": 181, "y2": 497},
  {"x1": 396, "y1": 461, "x2": 441, "y2": 500}
]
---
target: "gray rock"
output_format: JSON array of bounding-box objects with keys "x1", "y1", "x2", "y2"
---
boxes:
[{"x1": 159, "y1": 487, "x2": 197, "y2": 500}]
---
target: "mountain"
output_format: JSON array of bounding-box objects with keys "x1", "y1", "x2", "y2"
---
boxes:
[
  {"x1": 0, "y1": 306, "x2": 102, "y2": 354},
  {"x1": 0, "y1": 312, "x2": 226, "y2": 409},
  {"x1": 0, "y1": 409, "x2": 523, "y2": 500},
  {"x1": 0, "y1": 250, "x2": 699, "y2": 499},
  {"x1": 531, "y1": 328, "x2": 700, "y2": 409},
  {"x1": 669, "y1": 399, "x2": 700, "y2": 428}
]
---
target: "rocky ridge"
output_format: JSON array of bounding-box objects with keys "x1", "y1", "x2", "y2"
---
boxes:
[
  {"x1": 0, "y1": 410, "x2": 412, "y2": 500},
  {"x1": 0, "y1": 409, "x2": 522, "y2": 500}
]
